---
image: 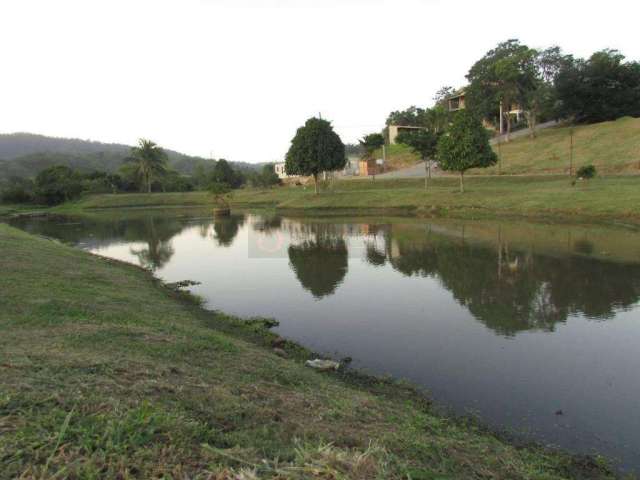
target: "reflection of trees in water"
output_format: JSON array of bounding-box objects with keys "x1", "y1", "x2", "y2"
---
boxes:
[
  {"x1": 200, "y1": 215, "x2": 245, "y2": 247},
  {"x1": 365, "y1": 243, "x2": 387, "y2": 266},
  {"x1": 374, "y1": 226, "x2": 640, "y2": 336},
  {"x1": 128, "y1": 216, "x2": 181, "y2": 271},
  {"x1": 287, "y1": 224, "x2": 349, "y2": 299},
  {"x1": 252, "y1": 215, "x2": 282, "y2": 233}
]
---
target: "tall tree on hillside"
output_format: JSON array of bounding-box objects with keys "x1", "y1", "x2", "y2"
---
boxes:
[
  {"x1": 423, "y1": 105, "x2": 450, "y2": 134},
  {"x1": 385, "y1": 106, "x2": 425, "y2": 127},
  {"x1": 555, "y1": 49, "x2": 640, "y2": 123},
  {"x1": 126, "y1": 139, "x2": 168, "y2": 193},
  {"x1": 436, "y1": 111, "x2": 497, "y2": 193},
  {"x1": 210, "y1": 159, "x2": 242, "y2": 188},
  {"x1": 433, "y1": 86, "x2": 456, "y2": 107},
  {"x1": 396, "y1": 129, "x2": 439, "y2": 189},
  {"x1": 359, "y1": 133, "x2": 385, "y2": 156},
  {"x1": 466, "y1": 39, "x2": 538, "y2": 141},
  {"x1": 285, "y1": 117, "x2": 345, "y2": 194},
  {"x1": 524, "y1": 46, "x2": 572, "y2": 138}
]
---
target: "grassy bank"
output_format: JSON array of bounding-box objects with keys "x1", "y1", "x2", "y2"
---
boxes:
[
  {"x1": 374, "y1": 117, "x2": 640, "y2": 176},
  {"x1": 482, "y1": 117, "x2": 640, "y2": 176},
  {"x1": 60, "y1": 175, "x2": 640, "y2": 225},
  {"x1": 0, "y1": 223, "x2": 620, "y2": 479}
]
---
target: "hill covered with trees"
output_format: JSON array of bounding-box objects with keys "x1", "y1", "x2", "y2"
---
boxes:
[{"x1": 0, "y1": 133, "x2": 258, "y2": 180}]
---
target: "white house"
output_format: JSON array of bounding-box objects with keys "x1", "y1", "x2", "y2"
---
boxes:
[{"x1": 274, "y1": 162, "x2": 298, "y2": 180}]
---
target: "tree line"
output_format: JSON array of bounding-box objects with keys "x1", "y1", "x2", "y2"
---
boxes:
[{"x1": 0, "y1": 139, "x2": 281, "y2": 206}]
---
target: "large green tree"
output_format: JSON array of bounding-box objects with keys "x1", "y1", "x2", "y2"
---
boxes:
[
  {"x1": 125, "y1": 139, "x2": 168, "y2": 193},
  {"x1": 436, "y1": 111, "x2": 497, "y2": 193},
  {"x1": 556, "y1": 49, "x2": 640, "y2": 123},
  {"x1": 34, "y1": 165, "x2": 83, "y2": 205},
  {"x1": 466, "y1": 39, "x2": 538, "y2": 141},
  {"x1": 285, "y1": 117, "x2": 345, "y2": 194},
  {"x1": 210, "y1": 158, "x2": 243, "y2": 188},
  {"x1": 396, "y1": 129, "x2": 439, "y2": 189},
  {"x1": 358, "y1": 133, "x2": 385, "y2": 157}
]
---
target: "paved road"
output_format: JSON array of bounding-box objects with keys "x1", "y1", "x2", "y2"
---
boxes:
[{"x1": 377, "y1": 120, "x2": 558, "y2": 179}]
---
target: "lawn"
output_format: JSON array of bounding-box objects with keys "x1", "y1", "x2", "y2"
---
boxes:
[
  {"x1": 55, "y1": 175, "x2": 640, "y2": 225},
  {"x1": 479, "y1": 117, "x2": 640, "y2": 175},
  {"x1": 0, "y1": 223, "x2": 619, "y2": 479},
  {"x1": 372, "y1": 117, "x2": 640, "y2": 176}
]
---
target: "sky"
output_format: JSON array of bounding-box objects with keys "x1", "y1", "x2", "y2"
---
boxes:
[{"x1": 2, "y1": 0, "x2": 639, "y2": 163}]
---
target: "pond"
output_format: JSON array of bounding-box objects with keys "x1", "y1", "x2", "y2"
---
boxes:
[{"x1": 10, "y1": 209, "x2": 640, "y2": 472}]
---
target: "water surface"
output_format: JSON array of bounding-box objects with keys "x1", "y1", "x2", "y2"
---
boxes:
[{"x1": 11, "y1": 210, "x2": 640, "y2": 472}]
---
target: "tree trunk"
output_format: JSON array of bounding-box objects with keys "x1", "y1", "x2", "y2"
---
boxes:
[
  {"x1": 313, "y1": 173, "x2": 318, "y2": 194},
  {"x1": 459, "y1": 171, "x2": 465, "y2": 193},
  {"x1": 147, "y1": 175, "x2": 152, "y2": 193},
  {"x1": 505, "y1": 114, "x2": 512, "y2": 143},
  {"x1": 527, "y1": 110, "x2": 537, "y2": 139},
  {"x1": 424, "y1": 159, "x2": 429, "y2": 190}
]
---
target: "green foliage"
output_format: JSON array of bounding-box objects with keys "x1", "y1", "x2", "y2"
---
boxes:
[
  {"x1": 248, "y1": 163, "x2": 281, "y2": 188},
  {"x1": 385, "y1": 106, "x2": 425, "y2": 127},
  {"x1": 466, "y1": 39, "x2": 538, "y2": 127},
  {"x1": 433, "y1": 85, "x2": 456, "y2": 106},
  {"x1": 160, "y1": 170, "x2": 195, "y2": 192},
  {"x1": 344, "y1": 143, "x2": 364, "y2": 157},
  {"x1": 385, "y1": 105, "x2": 450, "y2": 134},
  {"x1": 125, "y1": 139, "x2": 168, "y2": 193},
  {"x1": 576, "y1": 165, "x2": 597, "y2": 179},
  {"x1": 208, "y1": 181, "x2": 233, "y2": 207},
  {"x1": 1, "y1": 176, "x2": 35, "y2": 203},
  {"x1": 396, "y1": 129, "x2": 438, "y2": 160},
  {"x1": 437, "y1": 111, "x2": 497, "y2": 191},
  {"x1": 285, "y1": 117, "x2": 345, "y2": 192},
  {"x1": 556, "y1": 49, "x2": 640, "y2": 123},
  {"x1": 359, "y1": 133, "x2": 385, "y2": 156},
  {"x1": 35, "y1": 165, "x2": 83, "y2": 205},
  {"x1": 210, "y1": 159, "x2": 244, "y2": 189}
]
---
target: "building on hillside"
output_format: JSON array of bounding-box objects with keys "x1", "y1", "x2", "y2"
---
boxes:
[
  {"x1": 342, "y1": 155, "x2": 360, "y2": 176},
  {"x1": 445, "y1": 87, "x2": 525, "y2": 133},
  {"x1": 359, "y1": 157, "x2": 380, "y2": 176},
  {"x1": 274, "y1": 162, "x2": 298, "y2": 180},
  {"x1": 446, "y1": 89, "x2": 467, "y2": 111},
  {"x1": 388, "y1": 124, "x2": 426, "y2": 145}
]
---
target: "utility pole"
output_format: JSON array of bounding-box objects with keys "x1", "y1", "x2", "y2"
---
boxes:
[
  {"x1": 569, "y1": 126, "x2": 574, "y2": 176},
  {"x1": 497, "y1": 138, "x2": 502, "y2": 175},
  {"x1": 499, "y1": 101, "x2": 504, "y2": 136}
]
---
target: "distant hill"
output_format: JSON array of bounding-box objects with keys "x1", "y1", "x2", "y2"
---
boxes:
[{"x1": 0, "y1": 133, "x2": 259, "y2": 179}]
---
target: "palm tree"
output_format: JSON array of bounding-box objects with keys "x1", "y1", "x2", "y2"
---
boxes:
[{"x1": 126, "y1": 139, "x2": 168, "y2": 193}]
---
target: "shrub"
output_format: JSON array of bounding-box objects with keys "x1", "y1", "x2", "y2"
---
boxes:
[
  {"x1": 35, "y1": 165, "x2": 83, "y2": 205},
  {"x1": 576, "y1": 165, "x2": 597, "y2": 179},
  {"x1": 1, "y1": 177, "x2": 35, "y2": 203}
]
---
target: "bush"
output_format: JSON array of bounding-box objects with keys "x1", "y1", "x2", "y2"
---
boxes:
[
  {"x1": 576, "y1": 165, "x2": 597, "y2": 179},
  {"x1": 35, "y1": 165, "x2": 83, "y2": 205},
  {"x1": 1, "y1": 177, "x2": 35, "y2": 203}
]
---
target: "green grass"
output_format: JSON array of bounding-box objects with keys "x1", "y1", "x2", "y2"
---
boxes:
[
  {"x1": 0, "y1": 203, "x2": 48, "y2": 217},
  {"x1": 0, "y1": 223, "x2": 621, "y2": 479},
  {"x1": 57, "y1": 175, "x2": 640, "y2": 224},
  {"x1": 483, "y1": 117, "x2": 640, "y2": 175},
  {"x1": 372, "y1": 143, "x2": 421, "y2": 170},
  {"x1": 372, "y1": 117, "x2": 640, "y2": 176}
]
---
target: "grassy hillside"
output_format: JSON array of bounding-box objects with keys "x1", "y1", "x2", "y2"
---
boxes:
[
  {"x1": 372, "y1": 143, "x2": 421, "y2": 171},
  {"x1": 61, "y1": 175, "x2": 640, "y2": 225},
  {"x1": 0, "y1": 223, "x2": 618, "y2": 478},
  {"x1": 480, "y1": 117, "x2": 640, "y2": 175},
  {"x1": 373, "y1": 117, "x2": 640, "y2": 175}
]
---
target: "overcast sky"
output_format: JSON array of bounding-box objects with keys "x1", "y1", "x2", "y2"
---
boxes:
[{"x1": 2, "y1": 0, "x2": 638, "y2": 163}]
